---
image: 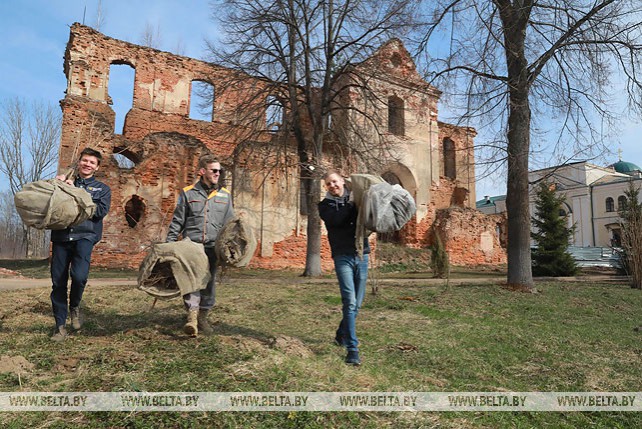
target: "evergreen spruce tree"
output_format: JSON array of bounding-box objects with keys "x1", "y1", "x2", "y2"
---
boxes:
[{"x1": 531, "y1": 182, "x2": 578, "y2": 276}]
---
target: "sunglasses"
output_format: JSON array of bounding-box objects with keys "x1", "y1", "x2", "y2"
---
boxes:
[{"x1": 207, "y1": 168, "x2": 222, "y2": 174}]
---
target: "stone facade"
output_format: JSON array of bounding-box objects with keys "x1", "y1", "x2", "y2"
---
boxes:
[{"x1": 57, "y1": 24, "x2": 506, "y2": 269}]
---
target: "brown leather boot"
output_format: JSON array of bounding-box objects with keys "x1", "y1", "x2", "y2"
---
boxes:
[
  {"x1": 197, "y1": 310, "x2": 214, "y2": 336},
  {"x1": 51, "y1": 325, "x2": 68, "y2": 342},
  {"x1": 70, "y1": 307, "x2": 82, "y2": 330},
  {"x1": 183, "y1": 309, "x2": 198, "y2": 337}
]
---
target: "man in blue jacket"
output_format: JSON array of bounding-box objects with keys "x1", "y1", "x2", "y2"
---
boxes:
[
  {"x1": 167, "y1": 154, "x2": 234, "y2": 337},
  {"x1": 50, "y1": 148, "x2": 111, "y2": 341}
]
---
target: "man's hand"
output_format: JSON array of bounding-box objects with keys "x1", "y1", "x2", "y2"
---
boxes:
[{"x1": 55, "y1": 174, "x2": 74, "y2": 186}]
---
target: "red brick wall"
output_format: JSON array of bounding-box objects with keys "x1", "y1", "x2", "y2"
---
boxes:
[{"x1": 58, "y1": 24, "x2": 506, "y2": 271}]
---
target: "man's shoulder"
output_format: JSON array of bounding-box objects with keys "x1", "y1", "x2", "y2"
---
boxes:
[
  {"x1": 319, "y1": 197, "x2": 337, "y2": 206},
  {"x1": 87, "y1": 178, "x2": 110, "y2": 193}
]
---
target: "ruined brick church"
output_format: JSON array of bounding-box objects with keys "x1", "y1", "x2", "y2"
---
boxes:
[{"x1": 57, "y1": 23, "x2": 505, "y2": 269}]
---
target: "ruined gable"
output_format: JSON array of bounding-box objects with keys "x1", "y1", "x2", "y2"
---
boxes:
[{"x1": 357, "y1": 39, "x2": 432, "y2": 89}]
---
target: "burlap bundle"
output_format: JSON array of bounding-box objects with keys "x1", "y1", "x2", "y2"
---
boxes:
[
  {"x1": 138, "y1": 239, "x2": 210, "y2": 299},
  {"x1": 362, "y1": 182, "x2": 416, "y2": 233},
  {"x1": 350, "y1": 174, "x2": 384, "y2": 257},
  {"x1": 215, "y1": 216, "x2": 257, "y2": 268},
  {"x1": 350, "y1": 173, "x2": 416, "y2": 257},
  {"x1": 14, "y1": 179, "x2": 96, "y2": 230}
]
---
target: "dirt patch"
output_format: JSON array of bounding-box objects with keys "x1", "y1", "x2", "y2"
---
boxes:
[
  {"x1": 219, "y1": 335, "x2": 270, "y2": 355},
  {"x1": 31, "y1": 301, "x2": 51, "y2": 315},
  {"x1": 269, "y1": 335, "x2": 314, "y2": 358},
  {"x1": 0, "y1": 355, "x2": 35, "y2": 374},
  {"x1": 53, "y1": 357, "x2": 81, "y2": 373}
]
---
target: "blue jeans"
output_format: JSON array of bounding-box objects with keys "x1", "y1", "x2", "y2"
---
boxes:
[
  {"x1": 183, "y1": 246, "x2": 217, "y2": 311},
  {"x1": 333, "y1": 254, "x2": 369, "y2": 352},
  {"x1": 50, "y1": 239, "x2": 95, "y2": 327}
]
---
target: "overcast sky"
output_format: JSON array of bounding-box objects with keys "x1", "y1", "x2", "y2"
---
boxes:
[{"x1": 1, "y1": 0, "x2": 641, "y2": 199}]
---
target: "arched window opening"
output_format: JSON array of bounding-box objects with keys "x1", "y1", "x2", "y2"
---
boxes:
[
  {"x1": 443, "y1": 138, "x2": 456, "y2": 180},
  {"x1": 189, "y1": 80, "x2": 214, "y2": 121},
  {"x1": 606, "y1": 197, "x2": 615, "y2": 213},
  {"x1": 388, "y1": 96, "x2": 405, "y2": 136},
  {"x1": 108, "y1": 62, "x2": 135, "y2": 134},
  {"x1": 124, "y1": 195, "x2": 146, "y2": 228},
  {"x1": 112, "y1": 147, "x2": 140, "y2": 170},
  {"x1": 618, "y1": 195, "x2": 627, "y2": 211},
  {"x1": 266, "y1": 96, "x2": 284, "y2": 132}
]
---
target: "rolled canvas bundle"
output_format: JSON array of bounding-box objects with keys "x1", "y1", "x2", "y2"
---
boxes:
[
  {"x1": 14, "y1": 179, "x2": 96, "y2": 230},
  {"x1": 350, "y1": 173, "x2": 417, "y2": 256},
  {"x1": 215, "y1": 216, "x2": 257, "y2": 268},
  {"x1": 138, "y1": 238, "x2": 210, "y2": 299},
  {"x1": 362, "y1": 181, "x2": 416, "y2": 233}
]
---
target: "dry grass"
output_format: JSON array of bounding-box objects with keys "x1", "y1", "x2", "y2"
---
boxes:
[{"x1": 0, "y1": 269, "x2": 640, "y2": 428}]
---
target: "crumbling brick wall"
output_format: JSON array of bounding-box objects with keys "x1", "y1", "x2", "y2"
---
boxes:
[
  {"x1": 432, "y1": 207, "x2": 507, "y2": 266},
  {"x1": 58, "y1": 24, "x2": 505, "y2": 270}
]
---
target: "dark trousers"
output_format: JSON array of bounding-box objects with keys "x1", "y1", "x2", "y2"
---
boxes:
[{"x1": 50, "y1": 239, "x2": 94, "y2": 327}]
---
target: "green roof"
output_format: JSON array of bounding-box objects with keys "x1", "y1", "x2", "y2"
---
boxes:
[
  {"x1": 611, "y1": 160, "x2": 641, "y2": 174},
  {"x1": 476, "y1": 195, "x2": 506, "y2": 208}
]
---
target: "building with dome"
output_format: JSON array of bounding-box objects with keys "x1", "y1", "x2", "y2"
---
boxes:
[{"x1": 527, "y1": 159, "x2": 642, "y2": 248}]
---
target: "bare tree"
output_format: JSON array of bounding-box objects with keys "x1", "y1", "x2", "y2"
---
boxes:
[
  {"x1": 0, "y1": 97, "x2": 61, "y2": 257},
  {"x1": 173, "y1": 38, "x2": 187, "y2": 57},
  {"x1": 93, "y1": 0, "x2": 107, "y2": 31},
  {"x1": 417, "y1": 1, "x2": 642, "y2": 290},
  {"x1": 209, "y1": 0, "x2": 420, "y2": 276},
  {"x1": 0, "y1": 191, "x2": 23, "y2": 258},
  {"x1": 619, "y1": 181, "x2": 642, "y2": 289},
  {"x1": 140, "y1": 21, "x2": 163, "y2": 49}
]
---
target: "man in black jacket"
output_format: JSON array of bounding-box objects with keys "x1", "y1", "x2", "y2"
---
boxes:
[
  {"x1": 319, "y1": 171, "x2": 370, "y2": 365},
  {"x1": 50, "y1": 148, "x2": 111, "y2": 341}
]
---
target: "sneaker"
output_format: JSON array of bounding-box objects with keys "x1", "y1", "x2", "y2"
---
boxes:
[
  {"x1": 70, "y1": 307, "x2": 82, "y2": 330},
  {"x1": 51, "y1": 325, "x2": 68, "y2": 342},
  {"x1": 345, "y1": 350, "x2": 361, "y2": 366}
]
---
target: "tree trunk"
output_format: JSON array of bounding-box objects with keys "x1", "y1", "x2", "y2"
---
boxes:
[
  {"x1": 303, "y1": 176, "x2": 322, "y2": 276},
  {"x1": 505, "y1": 86, "x2": 535, "y2": 291},
  {"x1": 501, "y1": 2, "x2": 535, "y2": 291}
]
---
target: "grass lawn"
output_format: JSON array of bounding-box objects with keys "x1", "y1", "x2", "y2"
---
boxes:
[{"x1": 0, "y1": 267, "x2": 639, "y2": 428}]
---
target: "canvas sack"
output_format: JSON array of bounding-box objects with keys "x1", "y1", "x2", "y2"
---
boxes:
[
  {"x1": 14, "y1": 179, "x2": 96, "y2": 230},
  {"x1": 215, "y1": 216, "x2": 257, "y2": 268},
  {"x1": 138, "y1": 238, "x2": 210, "y2": 299}
]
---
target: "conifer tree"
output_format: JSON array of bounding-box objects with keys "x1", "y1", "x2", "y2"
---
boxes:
[{"x1": 531, "y1": 182, "x2": 578, "y2": 277}]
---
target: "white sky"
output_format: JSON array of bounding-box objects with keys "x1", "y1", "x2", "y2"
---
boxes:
[{"x1": 1, "y1": 0, "x2": 641, "y2": 199}]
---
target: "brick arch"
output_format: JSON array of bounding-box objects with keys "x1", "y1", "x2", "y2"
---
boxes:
[
  {"x1": 379, "y1": 162, "x2": 418, "y2": 245},
  {"x1": 380, "y1": 162, "x2": 417, "y2": 197}
]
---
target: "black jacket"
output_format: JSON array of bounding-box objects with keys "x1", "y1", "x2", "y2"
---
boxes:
[
  {"x1": 51, "y1": 175, "x2": 111, "y2": 244},
  {"x1": 318, "y1": 191, "x2": 370, "y2": 258}
]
